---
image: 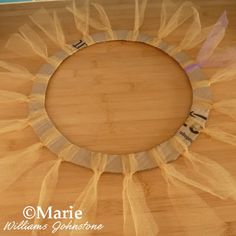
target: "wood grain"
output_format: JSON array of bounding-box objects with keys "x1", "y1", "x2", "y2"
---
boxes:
[
  {"x1": 0, "y1": 0, "x2": 236, "y2": 235},
  {"x1": 46, "y1": 41, "x2": 191, "y2": 154}
]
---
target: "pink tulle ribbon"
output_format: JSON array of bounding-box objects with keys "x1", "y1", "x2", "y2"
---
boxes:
[{"x1": 196, "y1": 11, "x2": 230, "y2": 68}]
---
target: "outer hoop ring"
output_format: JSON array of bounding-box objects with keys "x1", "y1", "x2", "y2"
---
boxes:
[{"x1": 29, "y1": 30, "x2": 211, "y2": 173}]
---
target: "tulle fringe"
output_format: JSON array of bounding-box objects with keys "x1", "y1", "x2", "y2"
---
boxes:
[
  {"x1": 1, "y1": 2, "x2": 236, "y2": 236},
  {"x1": 150, "y1": 148, "x2": 227, "y2": 236},
  {"x1": 211, "y1": 62, "x2": 236, "y2": 84},
  {"x1": 29, "y1": 8, "x2": 74, "y2": 55},
  {"x1": 213, "y1": 99, "x2": 236, "y2": 120},
  {"x1": 122, "y1": 154, "x2": 159, "y2": 236},
  {"x1": 3, "y1": 0, "x2": 232, "y2": 70},
  {"x1": 67, "y1": 0, "x2": 95, "y2": 45},
  {"x1": 68, "y1": 153, "x2": 107, "y2": 236},
  {"x1": 174, "y1": 7, "x2": 213, "y2": 53},
  {"x1": 6, "y1": 25, "x2": 59, "y2": 67},
  {"x1": 170, "y1": 137, "x2": 236, "y2": 199},
  {"x1": 0, "y1": 90, "x2": 43, "y2": 106},
  {"x1": 0, "y1": 90, "x2": 28, "y2": 103},
  {"x1": 192, "y1": 62, "x2": 236, "y2": 88},
  {"x1": 0, "y1": 143, "x2": 43, "y2": 192},
  {"x1": 8, "y1": 25, "x2": 47, "y2": 58},
  {"x1": 89, "y1": 3, "x2": 115, "y2": 41},
  {"x1": 166, "y1": 181, "x2": 227, "y2": 236},
  {"x1": 156, "y1": 0, "x2": 194, "y2": 43},
  {"x1": 0, "y1": 60, "x2": 34, "y2": 81},
  {"x1": 32, "y1": 158, "x2": 62, "y2": 236},
  {"x1": 69, "y1": 0, "x2": 115, "y2": 41},
  {"x1": 0, "y1": 118, "x2": 29, "y2": 135},
  {"x1": 128, "y1": 0, "x2": 148, "y2": 41},
  {"x1": 202, "y1": 127, "x2": 236, "y2": 147}
]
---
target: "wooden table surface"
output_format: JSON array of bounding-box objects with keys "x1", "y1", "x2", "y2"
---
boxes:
[{"x1": 0, "y1": 0, "x2": 236, "y2": 235}]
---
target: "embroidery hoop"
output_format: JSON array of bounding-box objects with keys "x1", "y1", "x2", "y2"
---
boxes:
[
  {"x1": 29, "y1": 30, "x2": 211, "y2": 173},
  {"x1": 2, "y1": 1, "x2": 236, "y2": 235}
]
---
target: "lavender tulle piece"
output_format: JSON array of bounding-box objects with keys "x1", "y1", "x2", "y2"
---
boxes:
[
  {"x1": 197, "y1": 11, "x2": 228, "y2": 67},
  {"x1": 184, "y1": 63, "x2": 200, "y2": 73}
]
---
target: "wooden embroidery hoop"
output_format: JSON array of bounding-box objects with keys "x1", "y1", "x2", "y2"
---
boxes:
[{"x1": 29, "y1": 30, "x2": 211, "y2": 173}]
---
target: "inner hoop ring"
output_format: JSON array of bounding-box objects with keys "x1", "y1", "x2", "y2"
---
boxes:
[{"x1": 28, "y1": 30, "x2": 211, "y2": 173}]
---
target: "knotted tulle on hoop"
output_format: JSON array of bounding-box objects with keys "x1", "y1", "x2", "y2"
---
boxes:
[
  {"x1": 128, "y1": 0, "x2": 148, "y2": 41},
  {"x1": 213, "y1": 99, "x2": 236, "y2": 120},
  {"x1": 149, "y1": 148, "x2": 227, "y2": 236},
  {"x1": 67, "y1": 0, "x2": 95, "y2": 45},
  {"x1": 211, "y1": 62, "x2": 236, "y2": 83},
  {"x1": 174, "y1": 7, "x2": 213, "y2": 52},
  {"x1": 188, "y1": 106, "x2": 236, "y2": 149},
  {"x1": 7, "y1": 25, "x2": 47, "y2": 58},
  {"x1": 202, "y1": 127, "x2": 236, "y2": 147},
  {"x1": 0, "y1": 90, "x2": 28, "y2": 103},
  {"x1": 0, "y1": 118, "x2": 29, "y2": 135},
  {"x1": 69, "y1": 0, "x2": 116, "y2": 42},
  {"x1": 1, "y1": 1, "x2": 236, "y2": 235},
  {"x1": 155, "y1": 0, "x2": 194, "y2": 44},
  {"x1": 169, "y1": 136, "x2": 236, "y2": 200},
  {"x1": 89, "y1": 3, "x2": 115, "y2": 41},
  {"x1": 6, "y1": 24, "x2": 59, "y2": 67},
  {"x1": 29, "y1": 8, "x2": 74, "y2": 55},
  {"x1": 0, "y1": 60, "x2": 34, "y2": 81},
  {"x1": 192, "y1": 62, "x2": 236, "y2": 89},
  {"x1": 122, "y1": 155, "x2": 159, "y2": 236},
  {"x1": 0, "y1": 94, "x2": 45, "y2": 135}
]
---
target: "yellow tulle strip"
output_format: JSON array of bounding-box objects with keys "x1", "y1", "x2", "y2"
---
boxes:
[
  {"x1": 6, "y1": 25, "x2": 58, "y2": 67},
  {"x1": 6, "y1": 33, "x2": 38, "y2": 58},
  {"x1": 89, "y1": 3, "x2": 115, "y2": 40},
  {"x1": 7, "y1": 24, "x2": 47, "y2": 58},
  {"x1": 175, "y1": 8, "x2": 213, "y2": 52},
  {"x1": 32, "y1": 159, "x2": 63, "y2": 236},
  {"x1": 0, "y1": 60, "x2": 34, "y2": 81},
  {"x1": 0, "y1": 143, "x2": 43, "y2": 192},
  {"x1": 69, "y1": 153, "x2": 107, "y2": 236},
  {"x1": 156, "y1": 0, "x2": 194, "y2": 43},
  {"x1": 192, "y1": 62, "x2": 236, "y2": 88},
  {"x1": 174, "y1": 7, "x2": 200, "y2": 52},
  {"x1": 67, "y1": 0, "x2": 95, "y2": 45},
  {"x1": 29, "y1": 8, "x2": 74, "y2": 54},
  {"x1": 129, "y1": 0, "x2": 148, "y2": 41},
  {"x1": 165, "y1": 181, "x2": 226, "y2": 236},
  {"x1": 0, "y1": 118, "x2": 29, "y2": 135},
  {"x1": 19, "y1": 24, "x2": 48, "y2": 59},
  {"x1": 150, "y1": 148, "x2": 226, "y2": 236},
  {"x1": 122, "y1": 154, "x2": 159, "y2": 236},
  {"x1": 69, "y1": 0, "x2": 115, "y2": 41},
  {"x1": 211, "y1": 62, "x2": 236, "y2": 83},
  {"x1": 0, "y1": 90, "x2": 28, "y2": 103},
  {"x1": 202, "y1": 127, "x2": 236, "y2": 147},
  {"x1": 169, "y1": 137, "x2": 236, "y2": 200},
  {"x1": 213, "y1": 99, "x2": 236, "y2": 119},
  {"x1": 183, "y1": 151, "x2": 236, "y2": 199}
]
